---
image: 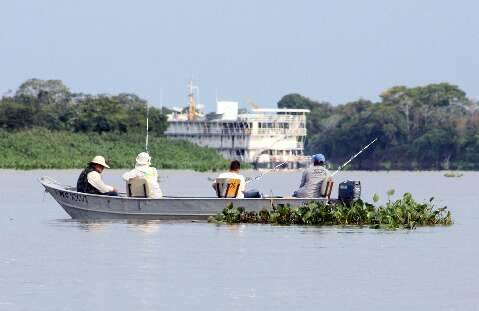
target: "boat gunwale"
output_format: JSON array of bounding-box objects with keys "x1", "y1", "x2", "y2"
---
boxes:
[
  {"x1": 59, "y1": 200, "x2": 214, "y2": 217},
  {"x1": 39, "y1": 176, "x2": 326, "y2": 201}
]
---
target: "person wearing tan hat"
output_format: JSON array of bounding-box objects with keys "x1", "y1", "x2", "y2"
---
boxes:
[{"x1": 76, "y1": 155, "x2": 118, "y2": 196}]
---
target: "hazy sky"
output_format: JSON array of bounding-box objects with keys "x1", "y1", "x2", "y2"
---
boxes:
[{"x1": 1, "y1": 0, "x2": 478, "y2": 110}]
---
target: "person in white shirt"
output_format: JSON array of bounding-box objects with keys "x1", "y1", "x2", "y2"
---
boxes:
[
  {"x1": 212, "y1": 160, "x2": 246, "y2": 198},
  {"x1": 122, "y1": 152, "x2": 163, "y2": 198},
  {"x1": 76, "y1": 156, "x2": 118, "y2": 196}
]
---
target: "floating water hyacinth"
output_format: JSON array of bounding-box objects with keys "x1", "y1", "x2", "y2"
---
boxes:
[
  {"x1": 444, "y1": 172, "x2": 464, "y2": 178},
  {"x1": 208, "y1": 192, "x2": 453, "y2": 230}
]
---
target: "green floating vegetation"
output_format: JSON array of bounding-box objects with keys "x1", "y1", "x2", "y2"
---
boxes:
[
  {"x1": 0, "y1": 128, "x2": 231, "y2": 171},
  {"x1": 208, "y1": 192, "x2": 453, "y2": 230}
]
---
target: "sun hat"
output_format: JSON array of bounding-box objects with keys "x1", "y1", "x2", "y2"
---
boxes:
[
  {"x1": 136, "y1": 152, "x2": 151, "y2": 166},
  {"x1": 312, "y1": 153, "x2": 325, "y2": 163},
  {"x1": 90, "y1": 155, "x2": 110, "y2": 168}
]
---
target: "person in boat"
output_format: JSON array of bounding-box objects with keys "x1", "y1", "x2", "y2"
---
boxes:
[
  {"x1": 77, "y1": 155, "x2": 118, "y2": 196},
  {"x1": 212, "y1": 160, "x2": 246, "y2": 198},
  {"x1": 293, "y1": 153, "x2": 332, "y2": 198},
  {"x1": 122, "y1": 152, "x2": 162, "y2": 198}
]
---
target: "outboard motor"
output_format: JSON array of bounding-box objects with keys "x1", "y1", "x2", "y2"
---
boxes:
[{"x1": 338, "y1": 180, "x2": 361, "y2": 203}]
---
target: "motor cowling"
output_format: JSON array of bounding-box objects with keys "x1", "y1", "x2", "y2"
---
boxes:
[{"x1": 338, "y1": 180, "x2": 361, "y2": 202}]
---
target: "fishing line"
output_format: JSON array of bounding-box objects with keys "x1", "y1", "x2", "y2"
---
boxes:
[
  {"x1": 246, "y1": 161, "x2": 288, "y2": 185},
  {"x1": 331, "y1": 138, "x2": 378, "y2": 177},
  {"x1": 207, "y1": 161, "x2": 288, "y2": 185}
]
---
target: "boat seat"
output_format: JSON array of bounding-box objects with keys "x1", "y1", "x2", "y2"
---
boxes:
[
  {"x1": 213, "y1": 178, "x2": 241, "y2": 198},
  {"x1": 126, "y1": 176, "x2": 150, "y2": 198},
  {"x1": 320, "y1": 176, "x2": 334, "y2": 199}
]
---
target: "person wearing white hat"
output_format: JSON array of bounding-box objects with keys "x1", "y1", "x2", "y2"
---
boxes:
[
  {"x1": 122, "y1": 152, "x2": 163, "y2": 198},
  {"x1": 76, "y1": 155, "x2": 118, "y2": 196}
]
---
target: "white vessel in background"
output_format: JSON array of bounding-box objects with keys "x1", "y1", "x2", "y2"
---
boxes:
[{"x1": 164, "y1": 82, "x2": 310, "y2": 168}]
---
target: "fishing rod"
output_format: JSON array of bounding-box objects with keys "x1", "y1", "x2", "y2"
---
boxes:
[
  {"x1": 207, "y1": 161, "x2": 289, "y2": 184},
  {"x1": 246, "y1": 161, "x2": 288, "y2": 184},
  {"x1": 145, "y1": 102, "x2": 149, "y2": 152},
  {"x1": 331, "y1": 138, "x2": 378, "y2": 177}
]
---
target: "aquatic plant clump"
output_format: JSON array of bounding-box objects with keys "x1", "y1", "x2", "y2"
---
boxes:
[
  {"x1": 208, "y1": 193, "x2": 453, "y2": 229},
  {"x1": 444, "y1": 172, "x2": 464, "y2": 178}
]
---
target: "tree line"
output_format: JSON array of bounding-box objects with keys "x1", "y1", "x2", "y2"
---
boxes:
[
  {"x1": 0, "y1": 79, "x2": 168, "y2": 135},
  {"x1": 278, "y1": 83, "x2": 479, "y2": 170},
  {"x1": 3, "y1": 79, "x2": 478, "y2": 169}
]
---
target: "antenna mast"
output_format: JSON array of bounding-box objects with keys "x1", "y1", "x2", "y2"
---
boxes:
[
  {"x1": 187, "y1": 80, "x2": 199, "y2": 121},
  {"x1": 145, "y1": 102, "x2": 149, "y2": 152}
]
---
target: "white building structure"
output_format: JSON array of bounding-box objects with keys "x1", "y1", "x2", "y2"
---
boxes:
[{"x1": 165, "y1": 95, "x2": 310, "y2": 167}]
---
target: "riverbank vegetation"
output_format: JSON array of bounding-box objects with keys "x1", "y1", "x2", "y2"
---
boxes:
[
  {"x1": 0, "y1": 79, "x2": 231, "y2": 170},
  {"x1": 0, "y1": 129, "x2": 229, "y2": 170},
  {"x1": 0, "y1": 79, "x2": 168, "y2": 134},
  {"x1": 208, "y1": 193, "x2": 453, "y2": 229},
  {"x1": 2, "y1": 79, "x2": 479, "y2": 170},
  {"x1": 278, "y1": 83, "x2": 479, "y2": 170}
]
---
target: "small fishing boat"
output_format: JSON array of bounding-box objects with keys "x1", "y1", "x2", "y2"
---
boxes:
[
  {"x1": 40, "y1": 177, "x2": 326, "y2": 220},
  {"x1": 40, "y1": 137, "x2": 372, "y2": 220}
]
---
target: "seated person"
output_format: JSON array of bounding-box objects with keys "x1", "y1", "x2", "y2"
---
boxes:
[
  {"x1": 212, "y1": 160, "x2": 246, "y2": 198},
  {"x1": 293, "y1": 153, "x2": 332, "y2": 198},
  {"x1": 122, "y1": 152, "x2": 162, "y2": 198},
  {"x1": 77, "y1": 156, "x2": 118, "y2": 196}
]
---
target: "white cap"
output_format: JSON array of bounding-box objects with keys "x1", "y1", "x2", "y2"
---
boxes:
[
  {"x1": 90, "y1": 155, "x2": 110, "y2": 168},
  {"x1": 136, "y1": 152, "x2": 151, "y2": 166}
]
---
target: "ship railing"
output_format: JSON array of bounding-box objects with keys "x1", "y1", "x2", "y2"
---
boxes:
[
  {"x1": 239, "y1": 115, "x2": 307, "y2": 122},
  {"x1": 165, "y1": 121, "x2": 307, "y2": 136},
  {"x1": 166, "y1": 128, "x2": 307, "y2": 136},
  {"x1": 253, "y1": 128, "x2": 307, "y2": 136}
]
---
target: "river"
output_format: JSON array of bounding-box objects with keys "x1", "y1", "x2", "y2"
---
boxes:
[{"x1": 0, "y1": 169, "x2": 477, "y2": 310}]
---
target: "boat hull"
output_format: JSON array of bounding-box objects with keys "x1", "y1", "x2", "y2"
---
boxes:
[{"x1": 40, "y1": 177, "x2": 326, "y2": 220}]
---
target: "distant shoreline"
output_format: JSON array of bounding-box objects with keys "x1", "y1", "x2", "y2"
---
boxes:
[{"x1": 0, "y1": 129, "x2": 476, "y2": 172}]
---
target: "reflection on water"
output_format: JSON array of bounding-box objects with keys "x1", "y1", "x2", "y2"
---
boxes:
[
  {"x1": 78, "y1": 221, "x2": 107, "y2": 232},
  {"x1": 128, "y1": 220, "x2": 162, "y2": 234},
  {"x1": 0, "y1": 170, "x2": 478, "y2": 311},
  {"x1": 52, "y1": 219, "x2": 165, "y2": 234}
]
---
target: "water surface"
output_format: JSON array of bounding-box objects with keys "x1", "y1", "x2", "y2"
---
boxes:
[{"x1": 0, "y1": 170, "x2": 477, "y2": 310}]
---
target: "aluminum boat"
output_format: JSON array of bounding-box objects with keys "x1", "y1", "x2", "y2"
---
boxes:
[{"x1": 40, "y1": 176, "x2": 325, "y2": 220}]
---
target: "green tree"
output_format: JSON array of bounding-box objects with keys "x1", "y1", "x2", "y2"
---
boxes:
[
  {"x1": 278, "y1": 83, "x2": 476, "y2": 169},
  {"x1": 15, "y1": 78, "x2": 71, "y2": 106}
]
